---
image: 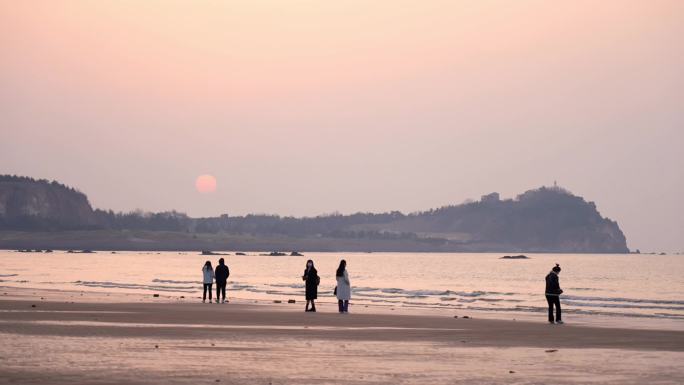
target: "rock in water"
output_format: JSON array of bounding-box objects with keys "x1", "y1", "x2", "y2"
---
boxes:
[{"x1": 500, "y1": 255, "x2": 529, "y2": 259}]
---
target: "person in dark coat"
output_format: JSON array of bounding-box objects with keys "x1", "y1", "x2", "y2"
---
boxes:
[
  {"x1": 215, "y1": 258, "x2": 230, "y2": 304},
  {"x1": 545, "y1": 263, "x2": 564, "y2": 324},
  {"x1": 302, "y1": 259, "x2": 319, "y2": 312}
]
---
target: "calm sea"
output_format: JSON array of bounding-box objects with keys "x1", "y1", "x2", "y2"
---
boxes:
[{"x1": 1, "y1": 250, "x2": 682, "y2": 324}]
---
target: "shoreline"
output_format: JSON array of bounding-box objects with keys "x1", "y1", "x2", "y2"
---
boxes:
[
  {"x1": 0, "y1": 232, "x2": 632, "y2": 253},
  {"x1": 2, "y1": 286, "x2": 683, "y2": 384},
  {"x1": 0, "y1": 247, "x2": 642, "y2": 254},
  {"x1": 2, "y1": 285, "x2": 683, "y2": 331},
  {"x1": 2, "y1": 297, "x2": 684, "y2": 352}
]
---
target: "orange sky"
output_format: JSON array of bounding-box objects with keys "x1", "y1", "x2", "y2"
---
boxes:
[{"x1": 1, "y1": 1, "x2": 682, "y2": 251}]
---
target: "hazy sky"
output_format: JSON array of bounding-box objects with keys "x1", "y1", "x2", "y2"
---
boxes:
[{"x1": 1, "y1": 1, "x2": 682, "y2": 252}]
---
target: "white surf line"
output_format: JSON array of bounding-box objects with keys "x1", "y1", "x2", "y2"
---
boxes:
[{"x1": 0, "y1": 319, "x2": 464, "y2": 332}]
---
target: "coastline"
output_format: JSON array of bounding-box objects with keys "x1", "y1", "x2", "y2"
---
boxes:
[
  {"x1": 2, "y1": 282, "x2": 683, "y2": 332},
  {"x1": 3, "y1": 248, "x2": 684, "y2": 332},
  {"x1": 0, "y1": 231, "x2": 631, "y2": 253},
  {"x1": 5, "y1": 284, "x2": 684, "y2": 331},
  {"x1": 2, "y1": 289, "x2": 683, "y2": 350},
  {"x1": 2, "y1": 286, "x2": 683, "y2": 384}
]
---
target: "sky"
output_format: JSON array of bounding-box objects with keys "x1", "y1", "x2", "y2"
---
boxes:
[{"x1": 1, "y1": 1, "x2": 682, "y2": 252}]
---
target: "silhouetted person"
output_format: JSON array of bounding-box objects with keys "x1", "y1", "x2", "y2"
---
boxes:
[
  {"x1": 545, "y1": 263, "x2": 564, "y2": 324},
  {"x1": 215, "y1": 257, "x2": 230, "y2": 304},
  {"x1": 302, "y1": 259, "x2": 319, "y2": 312},
  {"x1": 335, "y1": 259, "x2": 351, "y2": 313},
  {"x1": 202, "y1": 260, "x2": 214, "y2": 303}
]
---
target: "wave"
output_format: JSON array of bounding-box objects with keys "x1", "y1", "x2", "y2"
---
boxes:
[
  {"x1": 562, "y1": 300, "x2": 684, "y2": 312},
  {"x1": 133, "y1": 280, "x2": 525, "y2": 304},
  {"x1": 460, "y1": 305, "x2": 684, "y2": 320},
  {"x1": 151, "y1": 279, "x2": 260, "y2": 293},
  {"x1": 58, "y1": 279, "x2": 684, "y2": 321},
  {"x1": 0, "y1": 274, "x2": 18, "y2": 277},
  {"x1": 563, "y1": 295, "x2": 684, "y2": 306},
  {"x1": 152, "y1": 279, "x2": 199, "y2": 285},
  {"x1": 231, "y1": 284, "x2": 256, "y2": 290},
  {"x1": 74, "y1": 280, "x2": 197, "y2": 293},
  {"x1": 268, "y1": 283, "x2": 305, "y2": 289},
  {"x1": 352, "y1": 287, "x2": 516, "y2": 300}
]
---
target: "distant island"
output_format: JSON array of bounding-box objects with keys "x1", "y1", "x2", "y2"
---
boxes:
[{"x1": 0, "y1": 175, "x2": 629, "y2": 253}]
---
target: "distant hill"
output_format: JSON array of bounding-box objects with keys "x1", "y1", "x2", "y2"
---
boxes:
[
  {"x1": 0, "y1": 175, "x2": 629, "y2": 253},
  {"x1": 0, "y1": 175, "x2": 97, "y2": 230}
]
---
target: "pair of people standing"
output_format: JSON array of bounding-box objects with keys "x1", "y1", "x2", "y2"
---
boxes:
[
  {"x1": 301, "y1": 259, "x2": 351, "y2": 313},
  {"x1": 202, "y1": 258, "x2": 230, "y2": 303}
]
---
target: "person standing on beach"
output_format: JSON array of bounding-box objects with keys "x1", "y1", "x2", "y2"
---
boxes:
[
  {"x1": 215, "y1": 258, "x2": 230, "y2": 304},
  {"x1": 302, "y1": 259, "x2": 319, "y2": 312},
  {"x1": 202, "y1": 261, "x2": 214, "y2": 303},
  {"x1": 335, "y1": 259, "x2": 351, "y2": 313},
  {"x1": 545, "y1": 263, "x2": 564, "y2": 324}
]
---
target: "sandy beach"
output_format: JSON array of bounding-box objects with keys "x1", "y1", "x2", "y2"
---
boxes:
[
  {"x1": 3, "y1": 0, "x2": 682, "y2": 383},
  {"x1": 1, "y1": 287, "x2": 683, "y2": 384}
]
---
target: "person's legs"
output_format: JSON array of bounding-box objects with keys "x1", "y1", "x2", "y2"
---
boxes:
[
  {"x1": 546, "y1": 295, "x2": 555, "y2": 323},
  {"x1": 554, "y1": 296, "x2": 562, "y2": 322},
  {"x1": 203, "y1": 284, "x2": 208, "y2": 301},
  {"x1": 338, "y1": 300, "x2": 343, "y2": 313},
  {"x1": 221, "y1": 283, "x2": 226, "y2": 302},
  {"x1": 216, "y1": 283, "x2": 221, "y2": 302},
  {"x1": 208, "y1": 284, "x2": 212, "y2": 301},
  {"x1": 310, "y1": 299, "x2": 316, "y2": 312},
  {"x1": 343, "y1": 300, "x2": 349, "y2": 312}
]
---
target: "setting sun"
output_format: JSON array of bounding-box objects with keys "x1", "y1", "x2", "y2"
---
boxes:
[{"x1": 195, "y1": 174, "x2": 217, "y2": 194}]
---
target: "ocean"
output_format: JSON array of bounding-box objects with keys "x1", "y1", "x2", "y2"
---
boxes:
[{"x1": 1, "y1": 250, "x2": 682, "y2": 325}]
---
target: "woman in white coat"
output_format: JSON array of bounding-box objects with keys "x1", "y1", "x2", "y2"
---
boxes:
[
  {"x1": 335, "y1": 259, "x2": 351, "y2": 313},
  {"x1": 202, "y1": 260, "x2": 215, "y2": 303}
]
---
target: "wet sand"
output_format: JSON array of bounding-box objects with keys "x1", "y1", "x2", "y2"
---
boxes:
[{"x1": 1, "y1": 288, "x2": 683, "y2": 384}]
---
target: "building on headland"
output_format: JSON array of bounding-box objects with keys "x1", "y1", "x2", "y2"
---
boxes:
[{"x1": 480, "y1": 192, "x2": 500, "y2": 203}]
